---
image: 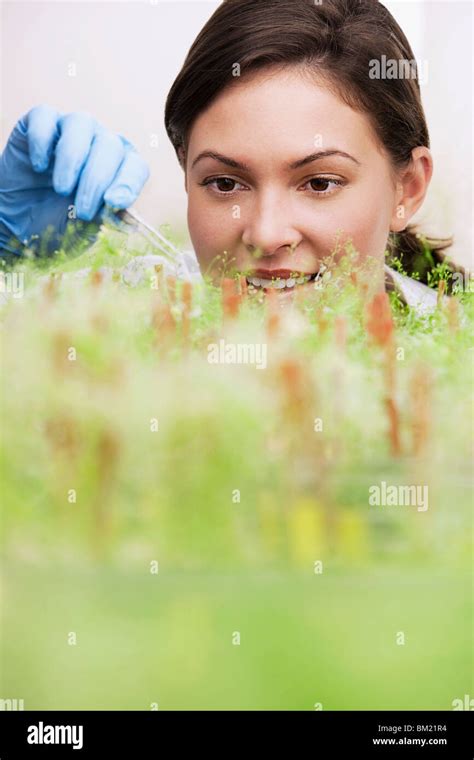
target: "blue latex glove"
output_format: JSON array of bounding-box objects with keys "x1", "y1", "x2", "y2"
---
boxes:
[{"x1": 0, "y1": 104, "x2": 150, "y2": 260}]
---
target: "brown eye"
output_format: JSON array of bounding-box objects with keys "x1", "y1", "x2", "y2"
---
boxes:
[
  {"x1": 303, "y1": 177, "x2": 344, "y2": 196},
  {"x1": 310, "y1": 178, "x2": 331, "y2": 192},
  {"x1": 200, "y1": 176, "x2": 248, "y2": 195},
  {"x1": 215, "y1": 178, "x2": 236, "y2": 192}
]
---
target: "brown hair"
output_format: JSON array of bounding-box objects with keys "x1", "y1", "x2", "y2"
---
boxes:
[{"x1": 165, "y1": 0, "x2": 457, "y2": 285}]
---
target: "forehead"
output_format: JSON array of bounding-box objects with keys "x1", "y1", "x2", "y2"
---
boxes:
[{"x1": 187, "y1": 67, "x2": 382, "y2": 165}]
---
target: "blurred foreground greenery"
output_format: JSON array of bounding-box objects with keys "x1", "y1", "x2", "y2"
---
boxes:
[{"x1": 0, "y1": 227, "x2": 472, "y2": 709}]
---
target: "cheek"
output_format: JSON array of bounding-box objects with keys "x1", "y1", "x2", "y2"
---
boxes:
[
  {"x1": 311, "y1": 183, "x2": 395, "y2": 261},
  {"x1": 187, "y1": 191, "x2": 240, "y2": 268}
]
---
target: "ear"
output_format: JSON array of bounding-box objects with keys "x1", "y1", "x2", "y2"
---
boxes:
[{"x1": 390, "y1": 147, "x2": 433, "y2": 232}]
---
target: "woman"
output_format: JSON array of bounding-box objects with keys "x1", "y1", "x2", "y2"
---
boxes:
[{"x1": 0, "y1": 0, "x2": 455, "y2": 307}]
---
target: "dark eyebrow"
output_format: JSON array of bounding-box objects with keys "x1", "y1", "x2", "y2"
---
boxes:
[
  {"x1": 191, "y1": 149, "x2": 361, "y2": 172},
  {"x1": 191, "y1": 151, "x2": 251, "y2": 171},
  {"x1": 288, "y1": 150, "x2": 361, "y2": 169}
]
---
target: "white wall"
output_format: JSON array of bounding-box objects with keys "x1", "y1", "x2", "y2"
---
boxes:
[
  {"x1": 0, "y1": 0, "x2": 471, "y2": 266},
  {"x1": 385, "y1": 1, "x2": 473, "y2": 268}
]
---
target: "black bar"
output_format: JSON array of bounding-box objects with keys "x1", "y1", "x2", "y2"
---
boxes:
[{"x1": 0, "y1": 710, "x2": 472, "y2": 756}]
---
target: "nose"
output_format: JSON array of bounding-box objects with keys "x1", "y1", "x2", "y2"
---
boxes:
[{"x1": 241, "y1": 190, "x2": 302, "y2": 258}]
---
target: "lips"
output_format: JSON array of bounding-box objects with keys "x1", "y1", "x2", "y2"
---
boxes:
[{"x1": 244, "y1": 267, "x2": 320, "y2": 291}]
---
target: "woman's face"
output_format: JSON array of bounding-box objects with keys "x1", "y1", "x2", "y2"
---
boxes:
[{"x1": 184, "y1": 67, "x2": 401, "y2": 294}]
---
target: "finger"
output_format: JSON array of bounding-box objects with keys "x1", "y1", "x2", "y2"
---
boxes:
[
  {"x1": 52, "y1": 112, "x2": 97, "y2": 196},
  {"x1": 103, "y1": 148, "x2": 150, "y2": 208},
  {"x1": 74, "y1": 129, "x2": 125, "y2": 221},
  {"x1": 26, "y1": 104, "x2": 61, "y2": 172}
]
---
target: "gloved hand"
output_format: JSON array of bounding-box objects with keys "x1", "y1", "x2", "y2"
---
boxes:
[{"x1": 0, "y1": 104, "x2": 150, "y2": 259}]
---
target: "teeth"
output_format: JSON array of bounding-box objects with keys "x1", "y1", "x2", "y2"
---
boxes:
[{"x1": 246, "y1": 274, "x2": 313, "y2": 290}]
